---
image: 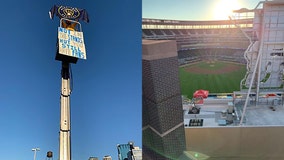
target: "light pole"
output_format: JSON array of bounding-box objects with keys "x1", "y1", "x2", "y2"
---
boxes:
[
  {"x1": 49, "y1": 5, "x2": 89, "y2": 160},
  {"x1": 32, "y1": 148, "x2": 40, "y2": 160}
]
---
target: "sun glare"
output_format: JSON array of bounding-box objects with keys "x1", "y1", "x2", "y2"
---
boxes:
[{"x1": 213, "y1": 0, "x2": 241, "y2": 20}]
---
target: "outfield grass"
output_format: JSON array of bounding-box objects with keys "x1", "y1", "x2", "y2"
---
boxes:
[
  {"x1": 195, "y1": 61, "x2": 226, "y2": 70},
  {"x1": 179, "y1": 61, "x2": 246, "y2": 98}
]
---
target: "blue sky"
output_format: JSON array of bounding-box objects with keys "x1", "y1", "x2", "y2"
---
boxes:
[
  {"x1": 0, "y1": 0, "x2": 141, "y2": 160},
  {"x1": 143, "y1": 0, "x2": 262, "y2": 20}
]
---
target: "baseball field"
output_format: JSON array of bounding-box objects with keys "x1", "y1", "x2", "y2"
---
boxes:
[{"x1": 179, "y1": 61, "x2": 246, "y2": 98}]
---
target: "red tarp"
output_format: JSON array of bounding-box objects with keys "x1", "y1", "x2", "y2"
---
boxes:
[
  {"x1": 266, "y1": 93, "x2": 277, "y2": 97},
  {"x1": 193, "y1": 90, "x2": 209, "y2": 98}
]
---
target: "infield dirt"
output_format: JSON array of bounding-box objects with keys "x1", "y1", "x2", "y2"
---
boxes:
[{"x1": 183, "y1": 61, "x2": 244, "y2": 74}]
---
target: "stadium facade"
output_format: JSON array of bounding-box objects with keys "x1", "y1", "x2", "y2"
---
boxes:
[
  {"x1": 142, "y1": 40, "x2": 186, "y2": 159},
  {"x1": 142, "y1": 0, "x2": 284, "y2": 159}
]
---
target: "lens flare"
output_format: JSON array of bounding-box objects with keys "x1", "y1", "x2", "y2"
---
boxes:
[{"x1": 213, "y1": 0, "x2": 241, "y2": 20}]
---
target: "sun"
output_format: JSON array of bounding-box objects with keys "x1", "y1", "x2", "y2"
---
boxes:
[{"x1": 213, "y1": 0, "x2": 241, "y2": 20}]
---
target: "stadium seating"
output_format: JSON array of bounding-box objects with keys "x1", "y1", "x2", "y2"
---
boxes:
[{"x1": 142, "y1": 19, "x2": 252, "y2": 66}]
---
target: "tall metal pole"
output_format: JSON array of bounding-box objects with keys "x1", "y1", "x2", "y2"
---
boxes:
[
  {"x1": 59, "y1": 61, "x2": 71, "y2": 160},
  {"x1": 49, "y1": 5, "x2": 89, "y2": 160},
  {"x1": 32, "y1": 148, "x2": 40, "y2": 160}
]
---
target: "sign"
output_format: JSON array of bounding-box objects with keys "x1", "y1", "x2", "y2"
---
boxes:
[
  {"x1": 49, "y1": 5, "x2": 89, "y2": 23},
  {"x1": 57, "y1": 6, "x2": 80, "y2": 19},
  {"x1": 58, "y1": 27, "x2": 86, "y2": 59}
]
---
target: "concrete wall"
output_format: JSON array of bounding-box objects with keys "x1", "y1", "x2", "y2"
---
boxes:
[{"x1": 185, "y1": 126, "x2": 284, "y2": 159}]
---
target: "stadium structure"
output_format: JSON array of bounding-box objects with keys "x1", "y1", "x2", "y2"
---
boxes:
[{"x1": 143, "y1": 0, "x2": 284, "y2": 159}]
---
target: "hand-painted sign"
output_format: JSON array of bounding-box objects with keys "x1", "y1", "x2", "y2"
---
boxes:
[{"x1": 58, "y1": 27, "x2": 86, "y2": 59}]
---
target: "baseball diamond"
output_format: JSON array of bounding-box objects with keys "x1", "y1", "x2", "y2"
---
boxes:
[{"x1": 179, "y1": 61, "x2": 246, "y2": 98}]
